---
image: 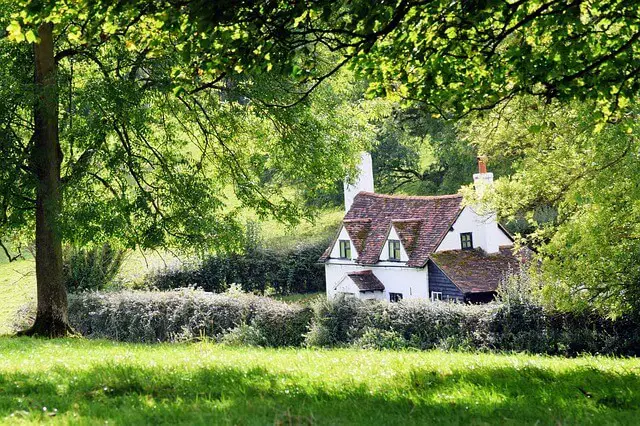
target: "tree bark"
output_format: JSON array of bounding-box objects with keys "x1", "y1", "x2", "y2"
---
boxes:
[{"x1": 19, "y1": 22, "x2": 72, "y2": 337}]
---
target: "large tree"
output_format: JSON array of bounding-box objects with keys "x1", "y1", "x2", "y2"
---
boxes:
[
  {"x1": 1, "y1": 1, "x2": 368, "y2": 336},
  {"x1": 462, "y1": 97, "x2": 640, "y2": 315},
  {"x1": 6, "y1": 0, "x2": 640, "y2": 334}
]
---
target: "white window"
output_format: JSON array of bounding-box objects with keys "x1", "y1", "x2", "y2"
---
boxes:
[
  {"x1": 389, "y1": 292, "x2": 403, "y2": 303},
  {"x1": 339, "y1": 240, "x2": 351, "y2": 259},
  {"x1": 431, "y1": 291, "x2": 443, "y2": 302},
  {"x1": 388, "y1": 240, "x2": 401, "y2": 260}
]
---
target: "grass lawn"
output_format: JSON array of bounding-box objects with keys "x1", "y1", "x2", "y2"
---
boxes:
[
  {"x1": 0, "y1": 261, "x2": 36, "y2": 335},
  {"x1": 0, "y1": 338, "x2": 638, "y2": 425}
]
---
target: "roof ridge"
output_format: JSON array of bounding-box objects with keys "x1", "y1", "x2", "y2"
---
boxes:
[
  {"x1": 391, "y1": 218, "x2": 424, "y2": 222},
  {"x1": 356, "y1": 191, "x2": 463, "y2": 201}
]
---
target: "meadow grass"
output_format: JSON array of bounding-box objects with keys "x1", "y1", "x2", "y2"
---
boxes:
[
  {"x1": 0, "y1": 261, "x2": 36, "y2": 335},
  {"x1": 0, "y1": 338, "x2": 638, "y2": 425}
]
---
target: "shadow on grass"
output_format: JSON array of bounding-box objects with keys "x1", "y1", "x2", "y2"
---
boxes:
[{"x1": 0, "y1": 357, "x2": 638, "y2": 425}]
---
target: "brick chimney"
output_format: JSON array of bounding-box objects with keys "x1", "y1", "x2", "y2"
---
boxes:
[{"x1": 344, "y1": 152, "x2": 374, "y2": 212}]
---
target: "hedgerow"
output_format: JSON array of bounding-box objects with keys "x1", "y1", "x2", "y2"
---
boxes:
[
  {"x1": 146, "y1": 240, "x2": 328, "y2": 295},
  {"x1": 63, "y1": 289, "x2": 640, "y2": 356},
  {"x1": 305, "y1": 296, "x2": 640, "y2": 356},
  {"x1": 68, "y1": 290, "x2": 312, "y2": 346}
]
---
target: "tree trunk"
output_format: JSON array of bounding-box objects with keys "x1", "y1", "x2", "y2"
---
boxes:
[{"x1": 19, "y1": 22, "x2": 72, "y2": 337}]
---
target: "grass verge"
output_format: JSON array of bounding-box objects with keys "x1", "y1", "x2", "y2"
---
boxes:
[{"x1": 0, "y1": 338, "x2": 638, "y2": 425}]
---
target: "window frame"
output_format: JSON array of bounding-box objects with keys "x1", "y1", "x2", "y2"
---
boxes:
[
  {"x1": 389, "y1": 292, "x2": 403, "y2": 303},
  {"x1": 338, "y1": 240, "x2": 351, "y2": 259},
  {"x1": 388, "y1": 239, "x2": 402, "y2": 261},
  {"x1": 431, "y1": 291, "x2": 443, "y2": 302},
  {"x1": 460, "y1": 232, "x2": 473, "y2": 250}
]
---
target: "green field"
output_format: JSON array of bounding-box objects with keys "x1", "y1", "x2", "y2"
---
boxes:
[{"x1": 0, "y1": 338, "x2": 637, "y2": 425}]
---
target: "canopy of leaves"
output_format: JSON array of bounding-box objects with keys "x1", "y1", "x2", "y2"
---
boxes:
[
  {"x1": 0, "y1": 4, "x2": 372, "y2": 254},
  {"x1": 371, "y1": 105, "x2": 515, "y2": 195},
  {"x1": 463, "y1": 97, "x2": 640, "y2": 316},
  {"x1": 13, "y1": 1, "x2": 639, "y2": 119}
]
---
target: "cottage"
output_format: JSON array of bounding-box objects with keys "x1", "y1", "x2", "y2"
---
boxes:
[{"x1": 319, "y1": 153, "x2": 526, "y2": 303}]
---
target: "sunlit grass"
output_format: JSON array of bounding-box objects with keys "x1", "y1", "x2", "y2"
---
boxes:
[
  {"x1": 0, "y1": 338, "x2": 638, "y2": 424},
  {"x1": 0, "y1": 261, "x2": 35, "y2": 335}
]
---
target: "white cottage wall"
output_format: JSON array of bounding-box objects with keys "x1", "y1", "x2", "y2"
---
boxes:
[
  {"x1": 328, "y1": 226, "x2": 358, "y2": 261},
  {"x1": 436, "y1": 206, "x2": 512, "y2": 253},
  {"x1": 325, "y1": 262, "x2": 428, "y2": 301}
]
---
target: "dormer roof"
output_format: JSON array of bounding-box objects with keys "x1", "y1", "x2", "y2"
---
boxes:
[{"x1": 320, "y1": 192, "x2": 463, "y2": 267}]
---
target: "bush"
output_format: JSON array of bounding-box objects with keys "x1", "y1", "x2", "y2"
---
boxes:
[
  {"x1": 147, "y1": 239, "x2": 328, "y2": 295},
  {"x1": 65, "y1": 289, "x2": 639, "y2": 355},
  {"x1": 304, "y1": 297, "x2": 640, "y2": 356},
  {"x1": 63, "y1": 243, "x2": 126, "y2": 293},
  {"x1": 305, "y1": 297, "x2": 492, "y2": 351},
  {"x1": 68, "y1": 289, "x2": 312, "y2": 346}
]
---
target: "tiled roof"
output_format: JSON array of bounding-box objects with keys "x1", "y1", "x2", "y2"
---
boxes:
[
  {"x1": 319, "y1": 192, "x2": 463, "y2": 267},
  {"x1": 347, "y1": 270, "x2": 385, "y2": 292},
  {"x1": 343, "y1": 219, "x2": 371, "y2": 256},
  {"x1": 392, "y1": 219, "x2": 423, "y2": 256},
  {"x1": 429, "y1": 246, "x2": 530, "y2": 294}
]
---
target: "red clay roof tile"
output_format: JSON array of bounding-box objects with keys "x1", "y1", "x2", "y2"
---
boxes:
[
  {"x1": 429, "y1": 247, "x2": 530, "y2": 294},
  {"x1": 319, "y1": 192, "x2": 463, "y2": 266}
]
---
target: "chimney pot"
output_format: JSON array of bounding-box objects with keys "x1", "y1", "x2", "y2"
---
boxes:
[{"x1": 477, "y1": 156, "x2": 488, "y2": 174}]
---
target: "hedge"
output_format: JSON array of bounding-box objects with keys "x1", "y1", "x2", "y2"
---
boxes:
[
  {"x1": 305, "y1": 297, "x2": 640, "y2": 356},
  {"x1": 68, "y1": 290, "x2": 312, "y2": 346},
  {"x1": 66, "y1": 291, "x2": 640, "y2": 356},
  {"x1": 147, "y1": 240, "x2": 328, "y2": 295}
]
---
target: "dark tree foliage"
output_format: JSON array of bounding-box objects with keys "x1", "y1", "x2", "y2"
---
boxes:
[{"x1": 149, "y1": 239, "x2": 328, "y2": 295}]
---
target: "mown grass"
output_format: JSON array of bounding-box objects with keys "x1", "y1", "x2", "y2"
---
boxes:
[{"x1": 0, "y1": 338, "x2": 638, "y2": 425}]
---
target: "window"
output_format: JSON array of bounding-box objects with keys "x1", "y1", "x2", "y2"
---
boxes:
[
  {"x1": 388, "y1": 240, "x2": 401, "y2": 260},
  {"x1": 339, "y1": 240, "x2": 351, "y2": 259},
  {"x1": 389, "y1": 292, "x2": 403, "y2": 303},
  {"x1": 431, "y1": 291, "x2": 443, "y2": 302},
  {"x1": 460, "y1": 232, "x2": 473, "y2": 250}
]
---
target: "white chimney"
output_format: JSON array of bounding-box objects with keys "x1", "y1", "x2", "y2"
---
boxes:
[
  {"x1": 344, "y1": 152, "x2": 374, "y2": 212},
  {"x1": 473, "y1": 155, "x2": 493, "y2": 197},
  {"x1": 471, "y1": 156, "x2": 500, "y2": 253}
]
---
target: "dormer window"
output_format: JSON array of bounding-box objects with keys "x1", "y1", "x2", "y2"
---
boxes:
[
  {"x1": 339, "y1": 240, "x2": 351, "y2": 259},
  {"x1": 460, "y1": 232, "x2": 473, "y2": 250},
  {"x1": 388, "y1": 240, "x2": 401, "y2": 260}
]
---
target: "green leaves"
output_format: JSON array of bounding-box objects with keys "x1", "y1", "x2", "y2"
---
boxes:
[{"x1": 464, "y1": 96, "x2": 640, "y2": 316}]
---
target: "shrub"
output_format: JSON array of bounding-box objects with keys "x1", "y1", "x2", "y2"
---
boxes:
[
  {"x1": 220, "y1": 323, "x2": 267, "y2": 346},
  {"x1": 11, "y1": 302, "x2": 36, "y2": 332},
  {"x1": 64, "y1": 289, "x2": 639, "y2": 355},
  {"x1": 304, "y1": 297, "x2": 640, "y2": 356},
  {"x1": 355, "y1": 328, "x2": 408, "y2": 350},
  {"x1": 68, "y1": 289, "x2": 312, "y2": 346},
  {"x1": 305, "y1": 297, "x2": 493, "y2": 351},
  {"x1": 63, "y1": 243, "x2": 126, "y2": 293},
  {"x1": 146, "y1": 239, "x2": 328, "y2": 295}
]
